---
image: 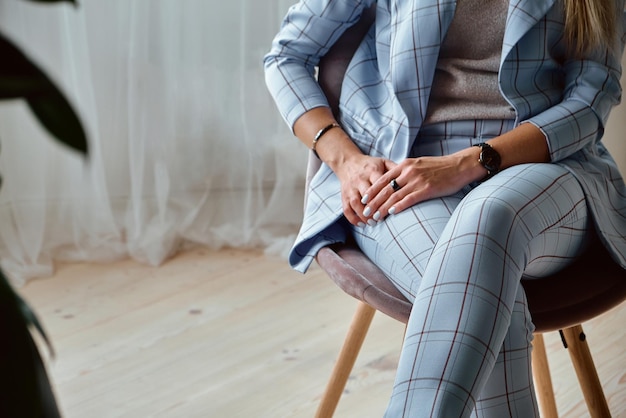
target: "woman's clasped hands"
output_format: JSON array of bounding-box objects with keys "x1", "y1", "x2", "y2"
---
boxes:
[{"x1": 336, "y1": 151, "x2": 482, "y2": 227}]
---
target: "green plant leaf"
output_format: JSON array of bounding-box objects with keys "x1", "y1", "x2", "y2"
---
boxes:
[
  {"x1": 0, "y1": 32, "x2": 88, "y2": 155},
  {"x1": 0, "y1": 269, "x2": 55, "y2": 357},
  {"x1": 17, "y1": 292, "x2": 56, "y2": 358},
  {"x1": 0, "y1": 270, "x2": 61, "y2": 418}
]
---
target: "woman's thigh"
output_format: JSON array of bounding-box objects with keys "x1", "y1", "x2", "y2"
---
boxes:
[
  {"x1": 350, "y1": 191, "x2": 465, "y2": 301},
  {"x1": 350, "y1": 163, "x2": 590, "y2": 300},
  {"x1": 450, "y1": 163, "x2": 590, "y2": 282}
]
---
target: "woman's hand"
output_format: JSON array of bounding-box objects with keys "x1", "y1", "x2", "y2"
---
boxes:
[
  {"x1": 360, "y1": 150, "x2": 485, "y2": 222},
  {"x1": 295, "y1": 108, "x2": 550, "y2": 226},
  {"x1": 358, "y1": 123, "x2": 551, "y2": 222},
  {"x1": 333, "y1": 154, "x2": 396, "y2": 226}
]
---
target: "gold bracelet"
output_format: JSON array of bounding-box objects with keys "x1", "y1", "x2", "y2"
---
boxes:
[{"x1": 311, "y1": 123, "x2": 340, "y2": 159}]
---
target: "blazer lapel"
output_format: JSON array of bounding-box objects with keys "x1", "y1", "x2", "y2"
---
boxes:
[
  {"x1": 390, "y1": 0, "x2": 456, "y2": 129},
  {"x1": 386, "y1": 0, "x2": 555, "y2": 159},
  {"x1": 501, "y1": 0, "x2": 556, "y2": 64}
]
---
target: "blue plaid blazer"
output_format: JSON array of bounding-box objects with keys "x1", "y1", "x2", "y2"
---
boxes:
[{"x1": 264, "y1": 0, "x2": 626, "y2": 272}]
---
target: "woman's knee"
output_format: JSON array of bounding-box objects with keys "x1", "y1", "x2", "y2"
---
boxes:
[
  {"x1": 448, "y1": 189, "x2": 524, "y2": 247},
  {"x1": 453, "y1": 163, "x2": 585, "y2": 238}
]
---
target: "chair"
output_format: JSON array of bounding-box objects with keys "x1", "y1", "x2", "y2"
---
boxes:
[{"x1": 310, "y1": 8, "x2": 626, "y2": 418}]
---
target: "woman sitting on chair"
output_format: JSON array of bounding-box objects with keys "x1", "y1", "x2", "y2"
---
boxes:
[{"x1": 264, "y1": 0, "x2": 626, "y2": 416}]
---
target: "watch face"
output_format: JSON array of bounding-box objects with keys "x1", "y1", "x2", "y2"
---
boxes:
[{"x1": 481, "y1": 147, "x2": 501, "y2": 172}]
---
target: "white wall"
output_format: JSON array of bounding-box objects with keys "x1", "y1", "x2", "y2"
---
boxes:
[{"x1": 602, "y1": 53, "x2": 626, "y2": 174}]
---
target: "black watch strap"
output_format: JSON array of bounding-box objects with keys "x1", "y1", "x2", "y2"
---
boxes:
[{"x1": 473, "y1": 142, "x2": 501, "y2": 179}]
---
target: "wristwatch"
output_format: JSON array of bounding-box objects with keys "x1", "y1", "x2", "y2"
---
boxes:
[{"x1": 473, "y1": 142, "x2": 501, "y2": 179}]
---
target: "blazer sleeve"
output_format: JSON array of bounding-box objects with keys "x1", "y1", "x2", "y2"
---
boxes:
[
  {"x1": 263, "y1": 0, "x2": 374, "y2": 129},
  {"x1": 526, "y1": 11, "x2": 626, "y2": 162}
]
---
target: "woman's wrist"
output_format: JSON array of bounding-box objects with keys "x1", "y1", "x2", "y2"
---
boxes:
[
  {"x1": 311, "y1": 123, "x2": 341, "y2": 158},
  {"x1": 319, "y1": 130, "x2": 364, "y2": 173},
  {"x1": 456, "y1": 146, "x2": 490, "y2": 183},
  {"x1": 293, "y1": 107, "x2": 365, "y2": 172}
]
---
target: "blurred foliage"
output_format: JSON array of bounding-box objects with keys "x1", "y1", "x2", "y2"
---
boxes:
[{"x1": 0, "y1": 0, "x2": 88, "y2": 416}]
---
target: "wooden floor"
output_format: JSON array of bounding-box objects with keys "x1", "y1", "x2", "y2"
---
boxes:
[{"x1": 20, "y1": 247, "x2": 626, "y2": 418}]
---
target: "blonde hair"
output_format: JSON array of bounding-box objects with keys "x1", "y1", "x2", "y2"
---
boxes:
[{"x1": 563, "y1": 0, "x2": 620, "y2": 57}]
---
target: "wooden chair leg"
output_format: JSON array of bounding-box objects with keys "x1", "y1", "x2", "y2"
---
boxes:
[
  {"x1": 532, "y1": 333, "x2": 559, "y2": 418},
  {"x1": 561, "y1": 325, "x2": 611, "y2": 418},
  {"x1": 315, "y1": 301, "x2": 376, "y2": 418}
]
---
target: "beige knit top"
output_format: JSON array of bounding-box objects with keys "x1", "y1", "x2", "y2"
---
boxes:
[{"x1": 424, "y1": 0, "x2": 516, "y2": 124}]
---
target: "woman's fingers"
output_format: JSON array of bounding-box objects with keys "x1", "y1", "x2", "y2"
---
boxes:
[
  {"x1": 362, "y1": 160, "x2": 438, "y2": 220},
  {"x1": 342, "y1": 175, "x2": 382, "y2": 225},
  {"x1": 383, "y1": 158, "x2": 398, "y2": 172},
  {"x1": 343, "y1": 186, "x2": 369, "y2": 226},
  {"x1": 337, "y1": 157, "x2": 389, "y2": 225},
  {"x1": 361, "y1": 165, "x2": 404, "y2": 218},
  {"x1": 362, "y1": 155, "x2": 469, "y2": 221}
]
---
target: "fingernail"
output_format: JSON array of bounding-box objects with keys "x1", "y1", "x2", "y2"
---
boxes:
[
  {"x1": 361, "y1": 194, "x2": 369, "y2": 205},
  {"x1": 358, "y1": 222, "x2": 366, "y2": 228},
  {"x1": 373, "y1": 211, "x2": 381, "y2": 221},
  {"x1": 388, "y1": 206, "x2": 396, "y2": 215},
  {"x1": 363, "y1": 207, "x2": 372, "y2": 217},
  {"x1": 367, "y1": 219, "x2": 376, "y2": 226}
]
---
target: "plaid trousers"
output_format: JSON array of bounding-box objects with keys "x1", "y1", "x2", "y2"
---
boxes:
[{"x1": 351, "y1": 120, "x2": 589, "y2": 417}]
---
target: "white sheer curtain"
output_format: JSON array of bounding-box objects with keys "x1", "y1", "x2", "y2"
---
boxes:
[{"x1": 0, "y1": 0, "x2": 306, "y2": 285}]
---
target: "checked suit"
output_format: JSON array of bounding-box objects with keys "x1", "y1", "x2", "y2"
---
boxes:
[{"x1": 265, "y1": 0, "x2": 626, "y2": 416}]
